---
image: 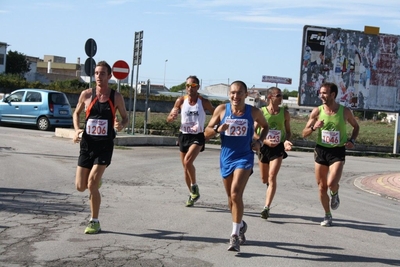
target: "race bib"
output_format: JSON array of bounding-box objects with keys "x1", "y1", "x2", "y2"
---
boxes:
[
  {"x1": 180, "y1": 122, "x2": 200, "y2": 134},
  {"x1": 266, "y1": 130, "x2": 281, "y2": 144},
  {"x1": 86, "y1": 119, "x2": 108, "y2": 136},
  {"x1": 225, "y1": 118, "x2": 248, "y2": 136},
  {"x1": 321, "y1": 130, "x2": 340, "y2": 145}
]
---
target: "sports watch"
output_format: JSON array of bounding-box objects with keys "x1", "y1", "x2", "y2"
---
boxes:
[{"x1": 348, "y1": 138, "x2": 356, "y2": 145}]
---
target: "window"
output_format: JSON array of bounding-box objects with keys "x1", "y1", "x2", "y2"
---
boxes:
[
  {"x1": 7, "y1": 91, "x2": 25, "y2": 102},
  {"x1": 50, "y1": 93, "x2": 68, "y2": 105},
  {"x1": 25, "y1": 92, "x2": 41, "y2": 102},
  {"x1": 0, "y1": 54, "x2": 4, "y2": 65}
]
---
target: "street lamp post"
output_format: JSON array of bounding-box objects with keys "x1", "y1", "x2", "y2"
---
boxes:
[{"x1": 163, "y1": 59, "x2": 168, "y2": 89}]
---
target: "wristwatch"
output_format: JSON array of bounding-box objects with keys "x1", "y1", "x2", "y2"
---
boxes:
[
  {"x1": 348, "y1": 138, "x2": 356, "y2": 145},
  {"x1": 213, "y1": 124, "x2": 220, "y2": 133}
]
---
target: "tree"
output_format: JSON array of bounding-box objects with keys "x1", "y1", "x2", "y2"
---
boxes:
[
  {"x1": 282, "y1": 88, "x2": 298, "y2": 99},
  {"x1": 170, "y1": 82, "x2": 185, "y2": 93},
  {"x1": 288, "y1": 90, "x2": 298, "y2": 97},
  {"x1": 6, "y1": 50, "x2": 30, "y2": 76}
]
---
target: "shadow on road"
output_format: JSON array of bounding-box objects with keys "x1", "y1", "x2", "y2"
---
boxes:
[{"x1": 0, "y1": 187, "x2": 85, "y2": 215}]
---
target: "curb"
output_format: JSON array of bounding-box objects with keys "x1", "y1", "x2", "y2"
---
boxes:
[
  {"x1": 55, "y1": 128, "x2": 177, "y2": 146},
  {"x1": 354, "y1": 174, "x2": 400, "y2": 202}
]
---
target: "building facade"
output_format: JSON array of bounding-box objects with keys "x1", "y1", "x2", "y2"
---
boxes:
[{"x1": 0, "y1": 42, "x2": 8, "y2": 73}]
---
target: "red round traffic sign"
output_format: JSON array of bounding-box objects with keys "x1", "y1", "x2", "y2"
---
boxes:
[{"x1": 112, "y1": 60, "x2": 130, "y2": 80}]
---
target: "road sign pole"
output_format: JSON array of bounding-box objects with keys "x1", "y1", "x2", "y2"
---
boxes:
[
  {"x1": 89, "y1": 52, "x2": 93, "y2": 87},
  {"x1": 110, "y1": 60, "x2": 130, "y2": 132},
  {"x1": 128, "y1": 65, "x2": 135, "y2": 134},
  {"x1": 394, "y1": 113, "x2": 400, "y2": 154},
  {"x1": 144, "y1": 79, "x2": 150, "y2": 135},
  {"x1": 130, "y1": 30, "x2": 143, "y2": 135},
  {"x1": 132, "y1": 63, "x2": 140, "y2": 134}
]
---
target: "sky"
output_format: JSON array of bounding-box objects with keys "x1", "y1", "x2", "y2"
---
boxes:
[{"x1": 2, "y1": 0, "x2": 400, "y2": 92}]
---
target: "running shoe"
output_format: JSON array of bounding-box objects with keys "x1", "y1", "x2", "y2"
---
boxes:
[
  {"x1": 261, "y1": 207, "x2": 270, "y2": 219},
  {"x1": 84, "y1": 221, "x2": 101, "y2": 234},
  {"x1": 190, "y1": 184, "x2": 200, "y2": 202},
  {"x1": 239, "y1": 221, "x2": 247, "y2": 245},
  {"x1": 320, "y1": 215, "x2": 332, "y2": 227},
  {"x1": 227, "y1": 235, "x2": 240, "y2": 252},
  {"x1": 185, "y1": 196, "x2": 194, "y2": 207},
  {"x1": 330, "y1": 191, "x2": 340, "y2": 210}
]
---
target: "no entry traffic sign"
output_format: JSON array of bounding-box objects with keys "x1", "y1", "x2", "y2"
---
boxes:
[{"x1": 112, "y1": 60, "x2": 130, "y2": 80}]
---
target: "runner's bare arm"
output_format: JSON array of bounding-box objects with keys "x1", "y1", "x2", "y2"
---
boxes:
[
  {"x1": 202, "y1": 98, "x2": 215, "y2": 115},
  {"x1": 302, "y1": 107, "x2": 319, "y2": 138},
  {"x1": 284, "y1": 109, "x2": 292, "y2": 141},
  {"x1": 344, "y1": 107, "x2": 360, "y2": 148},
  {"x1": 114, "y1": 92, "x2": 128, "y2": 131},
  {"x1": 72, "y1": 89, "x2": 91, "y2": 142},
  {"x1": 166, "y1": 97, "x2": 183, "y2": 122},
  {"x1": 204, "y1": 104, "x2": 226, "y2": 139},
  {"x1": 252, "y1": 107, "x2": 269, "y2": 150},
  {"x1": 284, "y1": 109, "x2": 293, "y2": 150}
]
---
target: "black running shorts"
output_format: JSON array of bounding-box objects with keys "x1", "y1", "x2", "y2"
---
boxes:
[
  {"x1": 258, "y1": 142, "x2": 287, "y2": 164},
  {"x1": 314, "y1": 144, "x2": 345, "y2": 166},
  {"x1": 78, "y1": 138, "x2": 114, "y2": 168},
  {"x1": 178, "y1": 132, "x2": 205, "y2": 153}
]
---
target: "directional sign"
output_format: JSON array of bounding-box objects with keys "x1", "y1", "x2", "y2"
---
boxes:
[
  {"x1": 85, "y1": 38, "x2": 97, "y2": 58},
  {"x1": 84, "y1": 58, "x2": 96, "y2": 76},
  {"x1": 112, "y1": 60, "x2": 130, "y2": 80},
  {"x1": 262, "y1": 75, "x2": 292, "y2": 85}
]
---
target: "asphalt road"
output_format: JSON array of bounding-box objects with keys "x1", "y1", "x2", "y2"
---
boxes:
[{"x1": 0, "y1": 126, "x2": 399, "y2": 267}]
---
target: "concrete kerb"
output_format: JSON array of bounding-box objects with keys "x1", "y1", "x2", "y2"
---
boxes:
[
  {"x1": 54, "y1": 128, "x2": 177, "y2": 146},
  {"x1": 354, "y1": 173, "x2": 400, "y2": 202}
]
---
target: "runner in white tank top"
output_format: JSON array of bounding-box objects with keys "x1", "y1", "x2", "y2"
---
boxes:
[
  {"x1": 180, "y1": 95, "x2": 206, "y2": 134},
  {"x1": 166, "y1": 75, "x2": 215, "y2": 207}
]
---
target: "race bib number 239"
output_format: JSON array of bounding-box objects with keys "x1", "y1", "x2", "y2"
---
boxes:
[{"x1": 225, "y1": 118, "x2": 248, "y2": 136}]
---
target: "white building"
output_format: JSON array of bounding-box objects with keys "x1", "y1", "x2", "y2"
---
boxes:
[
  {"x1": 0, "y1": 42, "x2": 8, "y2": 73},
  {"x1": 202, "y1": 83, "x2": 258, "y2": 104}
]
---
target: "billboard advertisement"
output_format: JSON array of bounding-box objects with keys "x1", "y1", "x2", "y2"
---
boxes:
[
  {"x1": 299, "y1": 25, "x2": 400, "y2": 112},
  {"x1": 262, "y1": 75, "x2": 292, "y2": 85}
]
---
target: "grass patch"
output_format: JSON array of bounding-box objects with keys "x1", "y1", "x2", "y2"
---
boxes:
[
  {"x1": 140, "y1": 112, "x2": 396, "y2": 147},
  {"x1": 76, "y1": 110, "x2": 396, "y2": 147}
]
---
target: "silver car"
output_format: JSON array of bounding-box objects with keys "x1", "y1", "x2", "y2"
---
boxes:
[{"x1": 0, "y1": 88, "x2": 73, "y2": 131}]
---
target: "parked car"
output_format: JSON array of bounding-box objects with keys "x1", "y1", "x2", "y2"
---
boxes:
[{"x1": 0, "y1": 88, "x2": 73, "y2": 131}]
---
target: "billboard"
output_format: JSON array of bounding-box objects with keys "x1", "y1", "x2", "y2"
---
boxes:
[
  {"x1": 262, "y1": 75, "x2": 292, "y2": 85},
  {"x1": 299, "y1": 25, "x2": 400, "y2": 112}
]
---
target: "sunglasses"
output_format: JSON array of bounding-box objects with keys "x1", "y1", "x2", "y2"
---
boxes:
[
  {"x1": 186, "y1": 83, "x2": 198, "y2": 88},
  {"x1": 272, "y1": 94, "x2": 282, "y2": 97}
]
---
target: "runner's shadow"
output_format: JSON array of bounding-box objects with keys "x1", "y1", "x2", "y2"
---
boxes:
[
  {"x1": 102, "y1": 229, "x2": 400, "y2": 265},
  {"x1": 189, "y1": 204, "x2": 230, "y2": 214},
  {"x1": 244, "y1": 240, "x2": 400, "y2": 265},
  {"x1": 244, "y1": 211, "x2": 400, "y2": 237}
]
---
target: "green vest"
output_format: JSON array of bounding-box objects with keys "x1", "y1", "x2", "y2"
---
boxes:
[
  {"x1": 317, "y1": 105, "x2": 347, "y2": 147},
  {"x1": 260, "y1": 106, "x2": 286, "y2": 143}
]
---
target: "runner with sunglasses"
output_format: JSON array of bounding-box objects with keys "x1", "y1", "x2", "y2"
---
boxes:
[
  {"x1": 254, "y1": 87, "x2": 293, "y2": 220},
  {"x1": 167, "y1": 75, "x2": 215, "y2": 207}
]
